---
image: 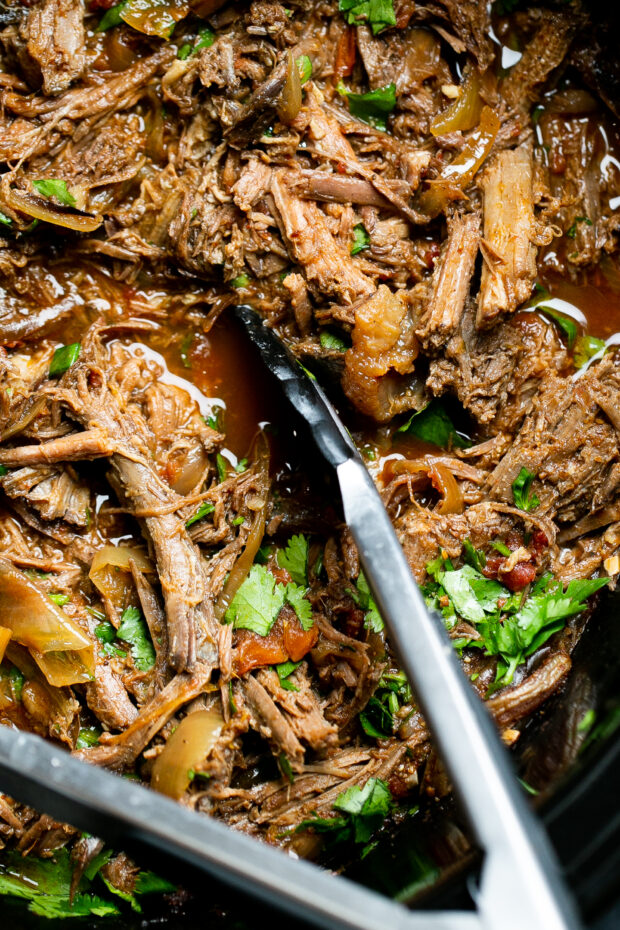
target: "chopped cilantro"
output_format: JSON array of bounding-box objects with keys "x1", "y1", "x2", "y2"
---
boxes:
[
  {"x1": 216, "y1": 452, "x2": 228, "y2": 483},
  {"x1": 355, "y1": 571, "x2": 384, "y2": 632},
  {"x1": 462, "y1": 539, "x2": 486, "y2": 573},
  {"x1": 117, "y1": 606, "x2": 155, "y2": 671},
  {"x1": 0, "y1": 465, "x2": 7, "y2": 476},
  {"x1": 566, "y1": 216, "x2": 593, "y2": 239},
  {"x1": 577, "y1": 708, "x2": 596, "y2": 734},
  {"x1": 231, "y1": 273, "x2": 251, "y2": 288},
  {"x1": 338, "y1": 0, "x2": 395, "y2": 35},
  {"x1": 285, "y1": 582, "x2": 314, "y2": 631},
  {"x1": 49, "y1": 343, "x2": 80, "y2": 377},
  {"x1": 359, "y1": 696, "x2": 394, "y2": 739},
  {"x1": 518, "y1": 777, "x2": 539, "y2": 796},
  {"x1": 296, "y1": 54, "x2": 312, "y2": 84},
  {"x1": 491, "y1": 539, "x2": 512, "y2": 557},
  {"x1": 193, "y1": 27, "x2": 215, "y2": 53},
  {"x1": 511, "y1": 467, "x2": 540, "y2": 513},
  {"x1": 296, "y1": 778, "x2": 394, "y2": 846},
  {"x1": 32, "y1": 179, "x2": 76, "y2": 207},
  {"x1": 425, "y1": 557, "x2": 607, "y2": 691},
  {"x1": 76, "y1": 726, "x2": 101, "y2": 749},
  {"x1": 539, "y1": 307, "x2": 578, "y2": 348},
  {"x1": 235, "y1": 457, "x2": 248, "y2": 473},
  {"x1": 95, "y1": 0, "x2": 127, "y2": 31},
  {"x1": 179, "y1": 332, "x2": 193, "y2": 368},
  {"x1": 0, "y1": 211, "x2": 11, "y2": 226},
  {"x1": 277, "y1": 534, "x2": 309, "y2": 585},
  {"x1": 232, "y1": 515, "x2": 245, "y2": 526},
  {"x1": 337, "y1": 81, "x2": 396, "y2": 131},
  {"x1": 9, "y1": 665, "x2": 24, "y2": 702},
  {"x1": 49, "y1": 592, "x2": 70, "y2": 607},
  {"x1": 94, "y1": 620, "x2": 126, "y2": 659},
  {"x1": 186, "y1": 500, "x2": 214, "y2": 528},
  {"x1": 573, "y1": 334, "x2": 606, "y2": 369},
  {"x1": 319, "y1": 329, "x2": 350, "y2": 352},
  {"x1": 279, "y1": 753, "x2": 295, "y2": 783},
  {"x1": 398, "y1": 399, "x2": 470, "y2": 450},
  {"x1": 177, "y1": 43, "x2": 192, "y2": 60},
  {"x1": 351, "y1": 223, "x2": 370, "y2": 256},
  {"x1": 276, "y1": 659, "x2": 302, "y2": 691}
]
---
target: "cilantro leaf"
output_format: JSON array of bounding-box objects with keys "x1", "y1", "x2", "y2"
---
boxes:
[
  {"x1": 296, "y1": 777, "x2": 393, "y2": 845},
  {"x1": 94, "y1": 620, "x2": 126, "y2": 659},
  {"x1": 319, "y1": 329, "x2": 350, "y2": 351},
  {"x1": 76, "y1": 726, "x2": 101, "y2": 749},
  {"x1": 49, "y1": 343, "x2": 80, "y2": 377},
  {"x1": 285, "y1": 582, "x2": 314, "y2": 631},
  {"x1": 276, "y1": 659, "x2": 302, "y2": 691},
  {"x1": 277, "y1": 534, "x2": 309, "y2": 586},
  {"x1": 439, "y1": 565, "x2": 508, "y2": 624},
  {"x1": 0, "y1": 848, "x2": 119, "y2": 919},
  {"x1": 117, "y1": 606, "x2": 155, "y2": 671},
  {"x1": 49, "y1": 592, "x2": 70, "y2": 606},
  {"x1": 337, "y1": 81, "x2": 396, "y2": 131},
  {"x1": 511, "y1": 467, "x2": 540, "y2": 512},
  {"x1": 566, "y1": 215, "x2": 592, "y2": 238},
  {"x1": 0, "y1": 211, "x2": 12, "y2": 227},
  {"x1": 32, "y1": 179, "x2": 76, "y2": 207},
  {"x1": 398, "y1": 399, "x2": 470, "y2": 450},
  {"x1": 359, "y1": 696, "x2": 393, "y2": 738},
  {"x1": 338, "y1": 0, "x2": 395, "y2": 35},
  {"x1": 225, "y1": 565, "x2": 286, "y2": 635},
  {"x1": 356, "y1": 572, "x2": 384, "y2": 632},
  {"x1": 351, "y1": 223, "x2": 370, "y2": 255},
  {"x1": 216, "y1": 452, "x2": 229, "y2": 483},
  {"x1": 462, "y1": 538, "x2": 486, "y2": 572},
  {"x1": 539, "y1": 307, "x2": 578, "y2": 348}
]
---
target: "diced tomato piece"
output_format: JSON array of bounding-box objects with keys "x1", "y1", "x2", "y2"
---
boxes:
[
  {"x1": 502, "y1": 562, "x2": 537, "y2": 592},
  {"x1": 334, "y1": 26, "x2": 356, "y2": 81},
  {"x1": 232, "y1": 608, "x2": 318, "y2": 676}
]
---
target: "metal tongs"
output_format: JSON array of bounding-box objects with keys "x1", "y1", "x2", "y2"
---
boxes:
[{"x1": 0, "y1": 306, "x2": 581, "y2": 930}]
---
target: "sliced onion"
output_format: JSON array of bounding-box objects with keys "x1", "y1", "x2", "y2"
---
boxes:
[
  {"x1": 431, "y1": 66, "x2": 482, "y2": 136},
  {"x1": 0, "y1": 558, "x2": 94, "y2": 686},
  {"x1": 3, "y1": 188, "x2": 102, "y2": 233},
  {"x1": 428, "y1": 462, "x2": 463, "y2": 514},
  {"x1": 90, "y1": 545, "x2": 153, "y2": 576},
  {"x1": 4, "y1": 642, "x2": 78, "y2": 739},
  {"x1": 421, "y1": 106, "x2": 500, "y2": 217},
  {"x1": 391, "y1": 459, "x2": 463, "y2": 514},
  {"x1": 277, "y1": 49, "x2": 302, "y2": 125},
  {"x1": 214, "y1": 437, "x2": 270, "y2": 621},
  {"x1": 89, "y1": 544, "x2": 154, "y2": 609},
  {"x1": 1, "y1": 396, "x2": 46, "y2": 442},
  {"x1": 0, "y1": 626, "x2": 11, "y2": 665},
  {"x1": 151, "y1": 709, "x2": 223, "y2": 799},
  {"x1": 121, "y1": 0, "x2": 189, "y2": 39}
]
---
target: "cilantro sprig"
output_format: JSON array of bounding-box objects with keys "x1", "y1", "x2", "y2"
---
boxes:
[
  {"x1": 276, "y1": 534, "x2": 309, "y2": 586},
  {"x1": 424, "y1": 556, "x2": 607, "y2": 692},
  {"x1": 32, "y1": 179, "x2": 76, "y2": 207}
]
